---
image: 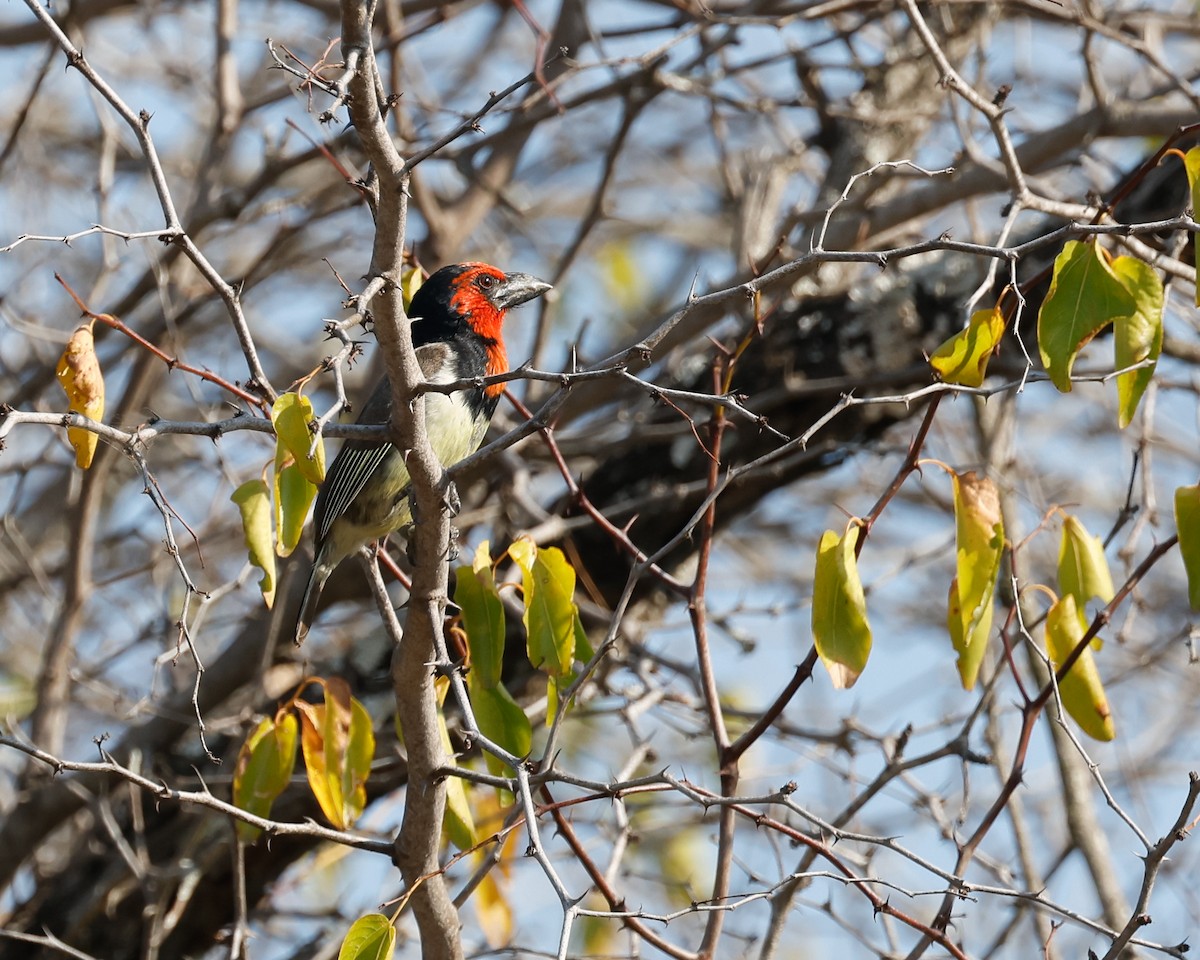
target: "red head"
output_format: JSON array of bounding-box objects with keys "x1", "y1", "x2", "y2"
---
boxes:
[{"x1": 410, "y1": 262, "x2": 551, "y2": 394}]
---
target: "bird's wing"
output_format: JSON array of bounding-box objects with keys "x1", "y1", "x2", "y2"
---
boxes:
[
  {"x1": 312, "y1": 343, "x2": 457, "y2": 548},
  {"x1": 313, "y1": 441, "x2": 394, "y2": 546}
]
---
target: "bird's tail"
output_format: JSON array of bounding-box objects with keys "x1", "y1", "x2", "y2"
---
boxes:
[{"x1": 294, "y1": 557, "x2": 331, "y2": 646}]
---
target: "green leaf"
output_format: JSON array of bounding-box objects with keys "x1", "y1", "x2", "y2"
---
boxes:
[
  {"x1": 948, "y1": 471, "x2": 1004, "y2": 690},
  {"x1": 343, "y1": 696, "x2": 375, "y2": 824},
  {"x1": 811, "y1": 525, "x2": 872, "y2": 689},
  {"x1": 454, "y1": 542, "x2": 506, "y2": 689},
  {"x1": 1037, "y1": 240, "x2": 1137, "y2": 392},
  {"x1": 1045, "y1": 595, "x2": 1115, "y2": 741},
  {"x1": 546, "y1": 674, "x2": 560, "y2": 727},
  {"x1": 1174, "y1": 485, "x2": 1200, "y2": 610},
  {"x1": 1110, "y1": 256, "x2": 1163, "y2": 429},
  {"x1": 272, "y1": 393, "x2": 325, "y2": 485},
  {"x1": 468, "y1": 678, "x2": 531, "y2": 778},
  {"x1": 231, "y1": 478, "x2": 276, "y2": 608},
  {"x1": 275, "y1": 460, "x2": 317, "y2": 558},
  {"x1": 232, "y1": 711, "x2": 298, "y2": 842},
  {"x1": 510, "y1": 538, "x2": 582, "y2": 681},
  {"x1": 338, "y1": 914, "x2": 395, "y2": 960},
  {"x1": 929, "y1": 307, "x2": 1005, "y2": 387},
  {"x1": 573, "y1": 614, "x2": 594, "y2": 664},
  {"x1": 1057, "y1": 514, "x2": 1115, "y2": 647},
  {"x1": 1179, "y1": 147, "x2": 1200, "y2": 307}
]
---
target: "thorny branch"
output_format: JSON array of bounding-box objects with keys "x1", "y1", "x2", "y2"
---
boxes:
[{"x1": 3, "y1": 2, "x2": 1200, "y2": 960}]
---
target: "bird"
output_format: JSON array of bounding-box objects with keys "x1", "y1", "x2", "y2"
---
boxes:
[{"x1": 294, "y1": 262, "x2": 552, "y2": 644}]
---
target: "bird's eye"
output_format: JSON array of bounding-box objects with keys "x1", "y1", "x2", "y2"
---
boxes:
[{"x1": 477, "y1": 273, "x2": 497, "y2": 290}]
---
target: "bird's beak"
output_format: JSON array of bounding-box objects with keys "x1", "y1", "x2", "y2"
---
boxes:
[{"x1": 495, "y1": 273, "x2": 553, "y2": 310}]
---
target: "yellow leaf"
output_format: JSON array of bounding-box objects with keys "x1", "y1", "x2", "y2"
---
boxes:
[
  {"x1": 0, "y1": 673, "x2": 36, "y2": 721},
  {"x1": 506, "y1": 535, "x2": 536, "y2": 573},
  {"x1": 929, "y1": 307, "x2": 1005, "y2": 387},
  {"x1": 231, "y1": 478, "x2": 276, "y2": 608},
  {"x1": 947, "y1": 577, "x2": 992, "y2": 691},
  {"x1": 1057, "y1": 515, "x2": 1114, "y2": 647},
  {"x1": 296, "y1": 679, "x2": 374, "y2": 829},
  {"x1": 272, "y1": 393, "x2": 325, "y2": 484},
  {"x1": 811, "y1": 524, "x2": 872, "y2": 689},
  {"x1": 296, "y1": 700, "x2": 338, "y2": 825},
  {"x1": 578, "y1": 908, "x2": 618, "y2": 955},
  {"x1": 338, "y1": 914, "x2": 395, "y2": 960},
  {"x1": 437, "y1": 677, "x2": 476, "y2": 851},
  {"x1": 1045, "y1": 595, "x2": 1115, "y2": 741},
  {"x1": 1110, "y1": 256, "x2": 1163, "y2": 429},
  {"x1": 661, "y1": 828, "x2": 712, "y2": 907},
  {"x1": 598, "y1": 239, "x2": 645, "y2": 312},
  {"x1": 1174, "y1": 485, "x2": 1200, "y2": 610},
  {"x1": 475, "y1": 871, "x2": 513, "y2": 948},
  {"x1": 949, "y1": 471, "x2": 1004, "y2": 689},
  {"x1": 55, "y1": 320, "x2": 105, "y2": 468},
  {"x1": 400, "y1": 265, "x2": 424, "y2": 313},
  {"x1": 1037, "y1": 241, "x2": 1137, "y2": 392},
  {"x1": 472, "y1": 540, "x2": 492, "y2": 573}
]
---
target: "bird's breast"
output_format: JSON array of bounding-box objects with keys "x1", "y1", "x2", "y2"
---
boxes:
[{"x1": 424, "y1": 388, "x2": 488, "y2": 466}]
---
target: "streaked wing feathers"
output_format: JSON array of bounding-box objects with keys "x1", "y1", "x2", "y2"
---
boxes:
[
  {"x1": 314, "y1": 442, "x2": 394, "y2": 545},
  {"x1": 312, "y1": 342, "x2": 456, "y2": 548}
]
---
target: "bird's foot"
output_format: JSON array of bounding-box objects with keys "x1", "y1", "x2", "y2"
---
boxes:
[{"x1": 444, "y1": 480, "x2": 461, "y2": 518}]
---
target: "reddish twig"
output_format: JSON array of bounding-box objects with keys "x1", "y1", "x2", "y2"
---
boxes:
[
  {"x1": 55, "y1": 274, "x2": 269, "y2": 413},
  {"x1": 503, "y1": 390, "x2": 688, "y2": 596}
]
